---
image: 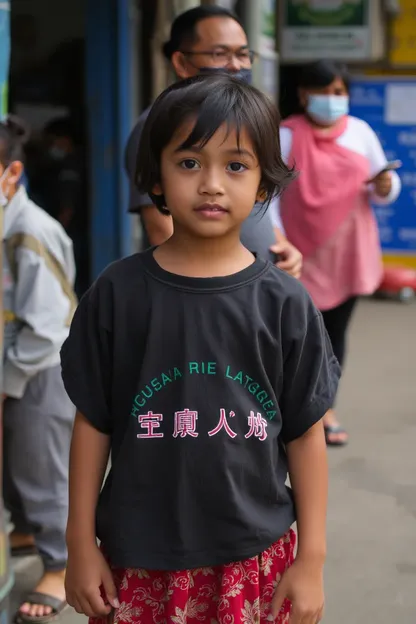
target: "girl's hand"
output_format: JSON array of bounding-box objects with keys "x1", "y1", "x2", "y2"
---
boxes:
[
  {"x1": 269, "y1": 558, "x2": 324, "y2": 623},
  {"x1": 65, "y1": 542, "x2": 119, "y2": 618}
]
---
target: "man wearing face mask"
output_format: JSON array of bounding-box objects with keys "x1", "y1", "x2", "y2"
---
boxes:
[
  {"x1": 125, "y1": 5, "x2": 302, "y2": 276},
  {"x1": 272, "y1": 60, "x2": 402, "y2": 446},
  {"x1": 41, "y1": 117, "x2": 83, "y2": 229},
  {"x1": 38, "y1": 117, "x2": 88, "y2": 296}
]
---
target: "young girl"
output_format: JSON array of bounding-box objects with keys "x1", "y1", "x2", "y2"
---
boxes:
[
  {"x1": 61, "y1": 75, "x2": 340, "y2": 624},
  {"x1": 1, "y1": 116, "x2": 76, "y2": 622}
]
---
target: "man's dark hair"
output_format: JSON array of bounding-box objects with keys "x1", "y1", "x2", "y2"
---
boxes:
[
  {"x1": 137, "y1": 74, "x2": 295, "y2": 214},
  {"x1": 298, "y1": 60, "x2": 350, "y2": 91},
  {"x1": 162, "y1": 5, "x2": 243, "y2": 60}
]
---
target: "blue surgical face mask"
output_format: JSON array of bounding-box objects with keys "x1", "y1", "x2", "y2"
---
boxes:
[
  {"x1": 306, "y1": 94, "x2": 349, "y2": 125},
  {"x1": 199, "y1": 66, "x2": 252, "y2": 84}
]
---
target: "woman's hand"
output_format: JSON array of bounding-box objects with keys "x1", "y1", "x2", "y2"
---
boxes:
[
  {"x1": 65, "y1": 541, "x2": 119, "y2": 618},
  {"x1": 269, "y1": 558, "x2": 324, "y2": 623},
  {"x1": 373, "y1": 171, "x2": 392, "y2": 198}
]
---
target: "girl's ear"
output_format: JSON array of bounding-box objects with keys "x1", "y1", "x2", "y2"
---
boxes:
[
  {"x1": 256, "y1": 186, "x2": 267, "y2": 203},
  {"x1": 152, "y1": 182, "x2": 163, "y2": 196}
]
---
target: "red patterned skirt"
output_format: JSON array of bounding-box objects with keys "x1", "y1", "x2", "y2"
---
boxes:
[{"x1": 91, "y1": 529, "x2": 296, "y2": 624}]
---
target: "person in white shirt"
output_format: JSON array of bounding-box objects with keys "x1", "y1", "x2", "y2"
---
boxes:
[{"x1": 1, "y1": 115, "x2": 76, "y2": 622}]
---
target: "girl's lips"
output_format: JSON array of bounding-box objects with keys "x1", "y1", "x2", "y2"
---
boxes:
[
  {"x1": 194, "y1": 203, "x2": 229, "y2": 213},
  {"x1": 194, "y1": 203, "x2": 230, "y2": 220}
]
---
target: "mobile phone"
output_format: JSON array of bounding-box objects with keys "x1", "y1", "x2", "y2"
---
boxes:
[
  {"x1": 379, "y1": 159, "x2": 402, "y2": 174},
  {"x1": 367, "y1": 160, "x2": 402, "y2": 184}
]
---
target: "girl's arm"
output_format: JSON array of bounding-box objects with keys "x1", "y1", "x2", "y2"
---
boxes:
[
  {"x1": 271, "y1": 419, "x2": 327, "y2": 623},
  {"x1": 272, "y1": 307, "x2": 338, "y2": 622},
  {"x1": 60, "y1": 269, "x2": 116, "y2": 617},
  {"x1": 287, "y1": 419, "x2": 328, "y2": 563},
  {"x1": 66, "y1": 412, "x2": 110, "y2": 546},
  {"x1": 65, "y1": 412, "x2": 119, "y2": 618}
]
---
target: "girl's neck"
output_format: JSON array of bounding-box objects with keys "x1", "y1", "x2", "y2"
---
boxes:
[{"x1": 154, "y1": 228, "x2": 255, "y2": 278}]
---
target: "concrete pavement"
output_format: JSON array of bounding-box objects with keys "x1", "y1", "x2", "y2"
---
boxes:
[{"x1": 9, "y1": 297, "x2": 416, "y2": 623}]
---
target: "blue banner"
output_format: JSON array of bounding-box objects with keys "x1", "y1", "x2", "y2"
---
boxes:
[
  {"x1": 349, "y1": 77, "x2": 416, "y2": 255},
  {"x1": 0, "y1": 1, "x2": 10, "y2": 118}
]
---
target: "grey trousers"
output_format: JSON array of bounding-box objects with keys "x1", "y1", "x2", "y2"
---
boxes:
[{"x1": 3, "y1": 364, "x2": 75, "y2": 571}]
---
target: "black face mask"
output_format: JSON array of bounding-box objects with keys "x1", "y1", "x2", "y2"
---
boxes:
[{"x1": 199, "y1": 67, "x2": 252, "y2": 84}]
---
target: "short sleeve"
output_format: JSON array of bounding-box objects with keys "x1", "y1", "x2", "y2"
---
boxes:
[
  {"x1": 125, "y1": 113, "x2": 153, "y2": 213},
  {"x1": 280, "y1": 311, "x2": 340, "y2": 444},
  {"x1": 270, "y1": 127, "x2": 293, "y2": 233},
  {"x1": 362, "y1": 121, "x2": 388, "y2": 179},
  {"x1": 279, "y1": 126, "x2": 293, "y2": 163},
  {"x1": 269, "y1": 196, "x2": 284, "y2": 232},
  {"x1": 60, "y1": 277, "x2": 113, "y2": 434}
]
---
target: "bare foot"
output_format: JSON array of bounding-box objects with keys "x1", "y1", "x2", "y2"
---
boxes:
[
  {"x1": 323, "y1": 409, "x2": 348, "y2": 445},
  {"x1": 19, "y1": 570, "x2": 66, "y2": 619},
  {"x1": 10, "y1": 532, "x2": 35, "y2": 550}
]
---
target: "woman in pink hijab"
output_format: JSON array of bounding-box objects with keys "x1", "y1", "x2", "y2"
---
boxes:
[{"x1": 275, "y1": 60, "x2": 401, "y2": 446}]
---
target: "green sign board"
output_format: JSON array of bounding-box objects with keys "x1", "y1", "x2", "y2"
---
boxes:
[
  {"x1": 286, "y1": 1, "x2": 365, "y2": 27},
  {"x1": 279, "y1": 1, "x2": 371, "y2": 61}
]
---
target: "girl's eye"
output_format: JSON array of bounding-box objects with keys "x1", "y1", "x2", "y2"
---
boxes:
[
  {"x1": 227, "y1": 162, "x2": 247, "y2": 173},
  {"x1": 180, "y1": 159, "x2": 200, "y2": 170}
]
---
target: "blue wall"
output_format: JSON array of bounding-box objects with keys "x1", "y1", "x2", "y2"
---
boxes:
[{"x1": 86, "y1": 0, "x2": 133, "y2": 277}]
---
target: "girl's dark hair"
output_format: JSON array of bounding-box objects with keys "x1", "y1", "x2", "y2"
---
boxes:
[
  {"x1": 162, "y1": 5, "x2": 242, "y2": 60},
  {"x1": 298, "y1": 60, "x2": 350, "y2": 91},
  {"x1": 0, "y1": 115, "x2": 30, "y2": 166},
  {"x1": 137, "y1": 74, "x2": 295, "y2": 214}
]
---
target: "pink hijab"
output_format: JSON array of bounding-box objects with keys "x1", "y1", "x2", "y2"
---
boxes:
[{"x1": 280, "y1": 114, "x2": 370, "y2": 259}]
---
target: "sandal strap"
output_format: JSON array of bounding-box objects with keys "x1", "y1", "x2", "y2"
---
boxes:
[
  {"x1": 24, "y1": 593, "x2": 65, "y2": 613},
  {"x1": 324, "y1": 424, "x2": 347, "y2": 434}
]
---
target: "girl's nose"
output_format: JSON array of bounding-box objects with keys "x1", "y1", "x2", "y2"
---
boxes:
[{"x1": 198, "y1": 169, "x2": 225, "y2": 196}]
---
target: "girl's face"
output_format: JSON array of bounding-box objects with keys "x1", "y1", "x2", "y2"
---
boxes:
[{"x1": 154, "y1": 121, "x2": 263, "y2": 239}]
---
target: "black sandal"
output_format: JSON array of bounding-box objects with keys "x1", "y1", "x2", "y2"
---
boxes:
[
  {"x1": 14, "y1": 592, "x2": 68, "y2": 624},
  {"x1": 324, "y1": 424, "x2": 348, "y2": 447}
]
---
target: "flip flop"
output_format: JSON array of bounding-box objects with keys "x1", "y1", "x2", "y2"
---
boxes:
[
  {"x1": 324, "y1": 424, "x2": 348, "y2": 447},
  {"x1": 14, "y1": 592, "x2": 68, "y2": 624},
  {"x1": 11, "y1": 545, "x2": 38, "y2": 558}
]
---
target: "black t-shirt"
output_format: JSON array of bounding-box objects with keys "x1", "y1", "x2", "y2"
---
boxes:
[{"x1": 61, "y1": 249, "x2": 340, "y2": 571}]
